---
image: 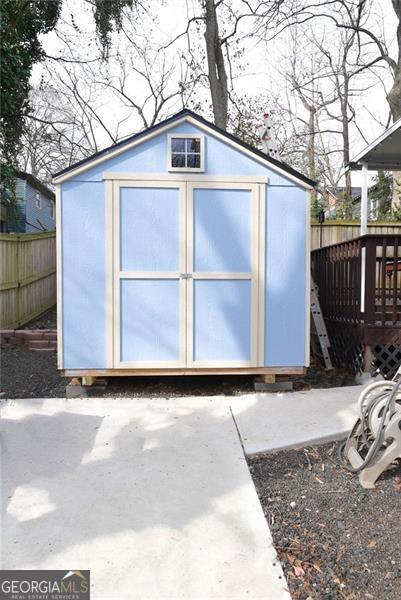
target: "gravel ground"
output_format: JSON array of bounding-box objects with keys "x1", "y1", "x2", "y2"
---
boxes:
[
  {"x1": 248, "y1": 442, "x2": 401, "y2": 600},
  {"x1": 0, "y1": 346, "x2": 357, "y2": 399},
  {"x1": 1, "y1": 307, "x2": 357, "y2": 398},
  {"x1": 0, "y1": 348, "x2": 258, "y2": 398},
  {"x1": 1, "y1": 350, "x2": 67, "y2": 398},
  {"x1": 21, "y1": 306, "x2": 57, "y2": 329}
]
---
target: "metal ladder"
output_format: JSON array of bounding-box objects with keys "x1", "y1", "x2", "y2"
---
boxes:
[{"x1": 311, "y1": 276, "x2": 333, "y2": 369}]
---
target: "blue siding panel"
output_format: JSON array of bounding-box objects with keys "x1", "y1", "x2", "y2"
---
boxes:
[
  {"x1": 62, "y1": 181, "x2": 105, "y2": 368},
  {"x1": 264, "y1": 186, "x2": 307, "y2": 366},
  {"x1": 120, "y1": 186, "x2": 180, "y2": 271},
  {"x1": 71, "y1": 122, "x2": 297, "y2": 187},
  {"x1": 193, "y1": 279, "x2": 251, "y2": 361},
  {"x1": 120, "y1": 279, "x2": 180, "y2": 362},
  {"x1": 193, "y1": 188, "x2": 251, "y2": 272}
]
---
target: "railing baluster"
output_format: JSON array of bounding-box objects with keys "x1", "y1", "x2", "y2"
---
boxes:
[
  {"x1": 364, "y1": 237, "x2": 376, "y2": 326},
  {"x1": 381, "y1": 238, "x2": 387, "y2": 325},
  {"x1": 393, "y1": 237, "x2": 399, "y2": 325}
]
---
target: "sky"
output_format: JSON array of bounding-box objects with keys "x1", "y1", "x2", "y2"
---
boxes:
[{"x1": 32, "y1": 0, "x2": 399, "y2": 186}]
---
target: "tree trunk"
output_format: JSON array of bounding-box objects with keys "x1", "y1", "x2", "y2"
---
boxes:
[
  {"x1": 387, "y1": 0, "x2": 401, "y2": 121},
  {"x1": 341, "y1": 99, "x2": 352, "y2": 217},
  {"x1": 307, "y1": 106, "x2": 317, "y2": 183},
  {"x1": 204, "y1": 0, "x2": 228, "y2": 130},
  {"x1": 341, "y1": 107, "x2": 351, "y2": 198},
  {"x1": 388, "y1": 2, "x2": 401, "y2": 213},
  {"x1": 307, "y1": 106, "x2": 319, "y2": 218}
]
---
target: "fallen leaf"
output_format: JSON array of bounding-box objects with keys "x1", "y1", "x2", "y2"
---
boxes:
[
  {"x1": 367, "y1": 540, "x2": 377, "y2": 548},
  {"x1": 294, "y1": 565, "x2": 305, "y2": 578}
]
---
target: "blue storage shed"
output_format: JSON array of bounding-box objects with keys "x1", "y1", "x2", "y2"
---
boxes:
[{"x1": 53, "y1": 109, "x2": 313, "y2": 378}]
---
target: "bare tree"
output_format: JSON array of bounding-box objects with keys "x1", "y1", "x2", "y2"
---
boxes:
[
  {"x1": 163, "y1": 0, "x2": 255, "y2": 130},
  {"x1": 250, "y1": 0, "x2": 400, "y2": 120},
  {"x1": 275, "y1": 32, "x2": 343, "y2": 200},
  {"x1": 24, "y1": 6, "x2": 203, "y2": 180},
  {"x1": 20, "y1": 85, "x2": 100, "y2": 182},
  {"x1": 204, "y1": 0, "x2": 228, "y2": 128}
]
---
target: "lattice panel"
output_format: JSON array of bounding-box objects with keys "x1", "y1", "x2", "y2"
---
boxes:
[
  {"x1": 314, "y1": 335, "x2": 401, "y2": 379},
  {"x1": 328, "y1": 335, "x2": 363, "y2": 373},
  {"x1": 373, "y1": 345, "x2": 401, "y2": 378}
]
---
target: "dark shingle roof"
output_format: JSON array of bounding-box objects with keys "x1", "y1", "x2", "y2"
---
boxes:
[{"x1": 53, "y1": 109, "x2": 315, "y2": 187}]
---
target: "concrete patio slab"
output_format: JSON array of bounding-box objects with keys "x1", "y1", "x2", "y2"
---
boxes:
[
  {"x1": 230, "y1": 385, "x2": 360, "y2": 455},
  {"x1": 1, "y1": 396, "x2": 289, "y2": 600}
]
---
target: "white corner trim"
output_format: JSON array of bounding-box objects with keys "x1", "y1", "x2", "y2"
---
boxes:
[
  {"x1": 53, "y1": 115, "x2": 312, "y2": 189},
  {"x1": 55, "y1": 184, "x2": 63, "y2": 369},
  {"x1": 305, "y1": 190, "x2": 311, "y2": 368}
]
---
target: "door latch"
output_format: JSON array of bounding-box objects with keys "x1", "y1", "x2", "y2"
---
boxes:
[{"x1": 180, "y1": 273, "x2": 193, "y2": 279}]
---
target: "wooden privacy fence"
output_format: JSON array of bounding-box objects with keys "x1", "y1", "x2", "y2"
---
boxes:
[
  {"x1": 0, "y1": 231, "x2": 56, "y2": 329},
  {"x1": 311, "y1": 222, "x2": 401, "y2": 250}
]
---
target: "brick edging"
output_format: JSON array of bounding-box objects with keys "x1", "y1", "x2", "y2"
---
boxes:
[{"x1": 0, "y1": 329, "x2": 57, "y2": 352}]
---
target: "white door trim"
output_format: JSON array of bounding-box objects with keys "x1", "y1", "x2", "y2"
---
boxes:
[
  {"x1": 55, "y1": 183, "x2": 63, "y2": 368},
  {"x1": 186, "y1": 181, "x2": 261, "y2": 368},
  {"x1": 112, "y1": 180, "x2": 187, "y2": 368},
  {"x1": 258, "y1": 183, "x2": 266, "y2": 367},
  {"x1": 103, "y1": 172, "x2": 269, "y2": 184},
  {"x1": 110, "y1": 178, "x2": 265, "y2": 369},
  {"x1": 105, "y1": 180, "x2": 114, "y2": 368}
]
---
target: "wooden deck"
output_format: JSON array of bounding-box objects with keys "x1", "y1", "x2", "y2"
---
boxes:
[{"x1": 312, "y1": 234, "x2": 401, "y2": 346}]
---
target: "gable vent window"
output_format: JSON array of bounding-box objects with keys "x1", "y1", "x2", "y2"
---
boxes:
[
  {"x1": 168, "y1": 134, "x2": 204, "y2": 172},
  {"x1": 35, "y1": 192, "x2": 41, "y2": 209}
]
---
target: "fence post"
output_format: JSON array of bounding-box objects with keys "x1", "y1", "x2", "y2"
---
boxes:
[{"x1": 16, "y1": 233, "x2": 21, "y2": 327}]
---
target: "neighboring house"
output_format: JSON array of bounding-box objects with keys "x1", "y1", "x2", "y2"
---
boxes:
[
  {"x1": 324, "y1": 185, "x2": 381, "y2": 220},
  {"x1": 351, "y1": 189, "x2": 379, "y2": 220},
  {"x1": 4, "y1": 172, "x2": 56, "y2": 233},
  {"x1": 324, "y1": 186, "x2": 362, "y2": 218}
]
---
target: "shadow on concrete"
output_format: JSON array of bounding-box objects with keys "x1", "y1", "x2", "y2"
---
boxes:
[{"x1": 1, "y1": 398, "x2": 256, "y2": 570}]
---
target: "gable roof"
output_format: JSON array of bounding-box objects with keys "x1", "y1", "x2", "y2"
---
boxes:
[
  {"x1": 53, "y1": 109, "x2": 314, "y2": 188},
  {"x1": 348, "y1": 117, "x2": 401, "y2": 171}
]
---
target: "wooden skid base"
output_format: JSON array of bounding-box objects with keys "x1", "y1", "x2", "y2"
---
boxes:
[{"x1": 63, "y1": 366, "x2": 306, "y2": 377}]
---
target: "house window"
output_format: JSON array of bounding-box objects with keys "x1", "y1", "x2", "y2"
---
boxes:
[
  {"x1": 50, "y1": 200, "x2": 55, "y2": 220},
  {"x1": 168, "y1": 134, "x2": 204, "y2": 171},
  {"x1": 35, "y1": 192, "x2": 41, "y2": 208}
]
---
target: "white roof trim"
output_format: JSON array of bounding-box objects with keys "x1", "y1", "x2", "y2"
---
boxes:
[
  {"x1": 53, "y1": 115, "x2": 313, "y2": 189},
  {"x1": 350, "y1": 117, "x2": 401, "y2": 166}
]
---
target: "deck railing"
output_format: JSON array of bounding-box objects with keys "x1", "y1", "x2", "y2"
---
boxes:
[{"x1": 311, "y1": 234, "x2": 401, "y2": 327}]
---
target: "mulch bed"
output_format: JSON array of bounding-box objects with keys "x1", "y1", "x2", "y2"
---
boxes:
[{"x1": 248, "y1": 442, "x2": 401, "y2": 600}]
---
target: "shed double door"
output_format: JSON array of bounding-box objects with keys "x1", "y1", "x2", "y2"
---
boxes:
[{"x1": 112, "y1": 179, "x2": 261, "y2": 369}]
